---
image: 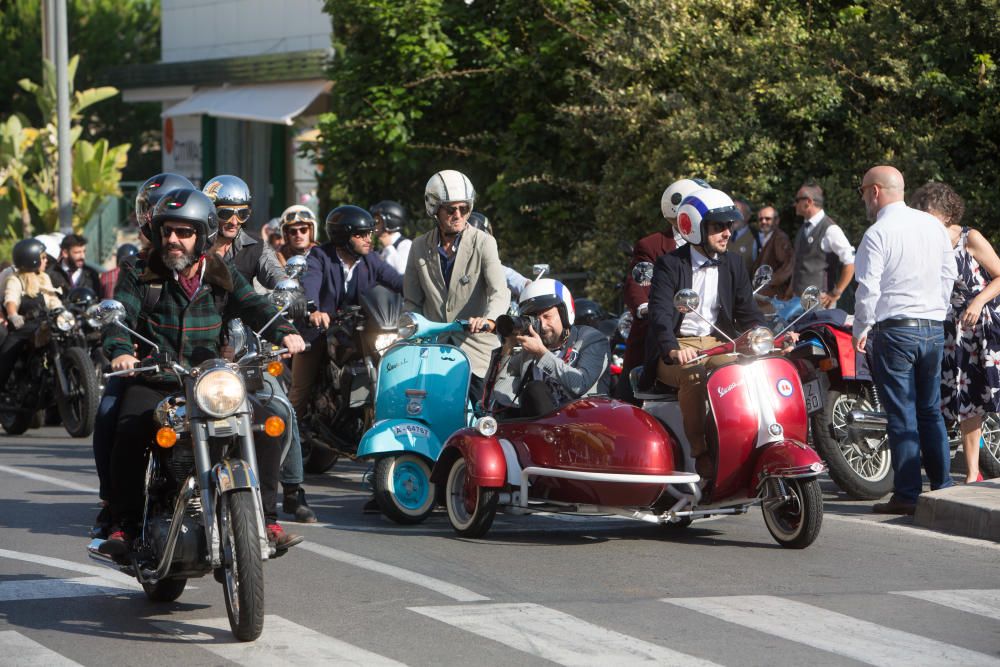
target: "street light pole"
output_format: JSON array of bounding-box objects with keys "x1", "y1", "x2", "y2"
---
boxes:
[{"x1": 54, "y1": 0, "x2": 73, "y2": 235}]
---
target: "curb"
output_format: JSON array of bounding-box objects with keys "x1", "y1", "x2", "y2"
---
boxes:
[{"x1": 914, "y1": 480, "x2": 1000, "y2": 542}]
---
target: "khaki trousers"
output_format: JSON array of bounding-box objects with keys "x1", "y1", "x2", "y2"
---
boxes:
[
  {"x1": 656, "y1": 336, "x2": 734, "y2": 473},
  {"x1": 289, "y1": 343, "x2": 327, "y2": 418}
]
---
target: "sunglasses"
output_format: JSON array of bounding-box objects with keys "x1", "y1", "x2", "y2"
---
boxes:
[
  {"x1": 283, "y1": 210, "x2": 315, "y2": 223},
  {"x1": 441, "y1": 203, "x2": 471, "y2": 216},
  {"x1": 161, "y1": 226, "x2": 197, "y2": 239},
  {"x1": 217, "y1": 207, "x2": 252, "y2": 222},
  {"x1": 285, "y1": 226, "x2": 311, "y2": 236}
]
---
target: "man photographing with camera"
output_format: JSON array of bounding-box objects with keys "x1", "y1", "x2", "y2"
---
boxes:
[{"x1": 491, "y1": 279, "x2": 610, "y2": 418}]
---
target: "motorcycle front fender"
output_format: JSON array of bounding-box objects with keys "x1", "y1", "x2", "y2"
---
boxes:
[
  {"x1": 356, "y1": 419, "x2": 443, "y2": 460},
  {"x1": 212, "y1": 458, "x2": 260, "y2": 493},
  {"x1": 430, "y1": 429, "x2": 507, "y2": 488},
  {"x1": 752, "y1": 439, "x2": 826, "y2": 492}
]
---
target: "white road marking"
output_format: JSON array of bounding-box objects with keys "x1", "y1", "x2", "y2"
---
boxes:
[
  {"x1": 410, "y1": 602, "x2": 721, "y2": 666},
  {"x1": 0, "y1": 549, "x2": 140, "y2": 588},
  {"x1": 664, "y1": 594, "x2": 1000, "y2": 667},
  {"x1": 0, "y1": 465, "x2": 98, "y2": 494},
  {"x1": 825, "y1": 513, "x2": 1000, "y2": 551},
  {"x1": 893, "y1": 589, "x2": 1000, "y2": 620},
  {"x1": 152, "y1": 615, "x2": 406, "y2": 666},
  {"x1": 0, "y1": 630, "x2": 82, "y2": 666},
  {"x1": 0, "y1": 576, "x2": 134, "y2": 602},
  {"x1": 298, "y1": 542, "x2": 488, "y2": 602}
]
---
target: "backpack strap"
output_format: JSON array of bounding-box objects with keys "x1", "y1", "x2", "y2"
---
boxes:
[{"x1": 142, "y1": 281, "x2": 164, "y2": 311}]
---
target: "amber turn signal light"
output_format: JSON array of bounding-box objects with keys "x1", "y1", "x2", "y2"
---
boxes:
[
  {"x1": 264, "y1": 416, "x2": 285, "y2": 437},
  {"x1": 818, "y1": 358, "x2": 835, "y2": 372},
  {"x1": 267, "y1": 361, "x2": 284, "y2": 377},
  {"x1": 156, "y1": 427, "x2": 178, "y2": 448}
]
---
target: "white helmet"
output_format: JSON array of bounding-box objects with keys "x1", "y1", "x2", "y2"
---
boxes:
[
  {"x1": 280, "y1": 204, "x2": 319, "y2": 240},
  {"x1": 518, "y1": 278, "x2": 575, "y2": 328},
  {"x1": 424, "y1": 170, "x2": 475, "y2": 217},
  {"x1": 676, "y1": 188, "x2": 743, "y2": 246},
  {"x1": 660, "y1": 177, "x2": 711, "y2": 220}
]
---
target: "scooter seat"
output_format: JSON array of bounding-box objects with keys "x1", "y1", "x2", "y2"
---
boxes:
[{"x1": 633, "y1": 381, "x2": 678, "y2": 401}]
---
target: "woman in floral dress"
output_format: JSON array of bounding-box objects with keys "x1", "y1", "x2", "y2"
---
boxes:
[{"x1": 911, "y1": 182, "x2": 1000, "y2": 482}]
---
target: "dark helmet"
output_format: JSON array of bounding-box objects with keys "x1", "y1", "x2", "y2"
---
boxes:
[
  {"x1": 370, "y1": 200, "x2": 408, "y2": 233},
  {"x1": 12, "y1": 239, "x2": 47, "y2": 272},
  {"x1": 136, "y1": 173, "x2": 195, "y2": 237},
  {"x1": 467, "y1": 211, "x2": 492, "y2": 235},
  {"x1": 202, "y1": 174, "x2": 252, "y2": 206},
  {"x1": 150, "y1": 188, "x2": 219, "y2": 256},
  {"x1": 325, "y1": 205, "x2": 375, "y2": 247},
  {"x1": 573, "y1": 298, "x2": 607, "y2": 328},
  {"x1": 115, "y1": 243, "x2": 140, "y2": 266},
  {"x1": 67, "y1": 286, "x2": 98, "y2": 309}
]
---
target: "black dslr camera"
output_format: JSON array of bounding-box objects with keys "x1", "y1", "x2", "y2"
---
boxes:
[{"x1": 496, "y1": 313, "x2": 540, "y2": 337}]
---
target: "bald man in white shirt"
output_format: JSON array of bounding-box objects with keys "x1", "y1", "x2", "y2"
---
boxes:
[{"x1": 853, "y1": 165, "x2": 957, "y2": 515}]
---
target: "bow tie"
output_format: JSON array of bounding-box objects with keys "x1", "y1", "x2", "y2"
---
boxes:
[{"x1": 696, "y1": 257, "x2": 721, "y2": 270}]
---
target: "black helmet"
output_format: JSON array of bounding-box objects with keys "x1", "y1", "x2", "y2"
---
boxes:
[
  {"x1": 67, "y1": 286, "x2": 98, "y2": 309},
  {"x1": 370, "y1": 200, "x2": 408, "y2": 233},
  {"x1": 202, "y1": 174, "x2": 252, "y2": 207},
  {"x1": 467, "y1": 211, "x2": 492, "y2": 235},
  {"x1": 325, "y1": 205, "x2": 375, "y2": 247},
  {"x1": 115, "y1": 243, "x2": 140, "y2": 266},
  {"x1": 136, "y1": 173, "x2": 195, "y2": 236},
  {"x1": 150, "y1": 188, "x2": 219, "y2": 256},
  {"x1": 12, "y1": 239, "x2": 47, "y2": 271},
  {"x1": 573, "y1": 298, "x2": 607, "y2": 328}
]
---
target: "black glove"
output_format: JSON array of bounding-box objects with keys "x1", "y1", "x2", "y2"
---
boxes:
[{"x1": 286, "y1": 292, "x2": 308, "y2": 322}]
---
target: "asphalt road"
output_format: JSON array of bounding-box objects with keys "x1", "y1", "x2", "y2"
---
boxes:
[{"x1": 1, "y1": 427, "x2": 999, "y2": 666}]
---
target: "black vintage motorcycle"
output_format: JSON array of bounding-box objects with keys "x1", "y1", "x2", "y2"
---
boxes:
[
  {"x1": 87, "y1": 298, "x2": 299, "y2": 641},
  {"x1": 301, "y1": 285, "x2": 403, "y2": 473},
  {"x1": 0, "y1": 305, "x2": 100, "y2": 438}
]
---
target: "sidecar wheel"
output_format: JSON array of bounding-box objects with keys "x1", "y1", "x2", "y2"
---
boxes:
[
  {"x1": 219, "y1": 490, "x2": 265, "y2": 641},
  {"x1": 445, "y1": 456, "x2": 498, "y2": 538},
  {"x1": 977, "y1": 413, "x2": 1000, "y2": 479},
  {"x1": 762, "y1": 477, "x2": 823, "y2": 549},
  {"x1": 811, "y1": 386, "x2": 893, "y2": 500},
  {"x1": 142, "y1": 577, "x2": 187, "y2": 602},
  {"x1": 374, "y1": 454, "x2": 435, "y2": 524},
  {"x1": 57, "y1": 346, "x2": 100, "y2": 438}
]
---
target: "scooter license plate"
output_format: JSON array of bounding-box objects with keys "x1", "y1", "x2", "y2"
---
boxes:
[{"x1": 803, "y1": 379, "x2": 823, "y2": 414}]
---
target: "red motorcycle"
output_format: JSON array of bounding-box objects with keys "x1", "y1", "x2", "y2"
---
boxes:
[{"x1": 430, "y1": 289, "x2": 826, "y2": 548}]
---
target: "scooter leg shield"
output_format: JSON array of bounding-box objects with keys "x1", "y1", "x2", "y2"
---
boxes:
[{"x1": 751, "y1": 440, "x2": 826, "y2": 491}]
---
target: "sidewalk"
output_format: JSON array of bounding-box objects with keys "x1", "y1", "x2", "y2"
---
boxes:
[{"x1": 915, "y1": 480, "x2": 1000, "y2": 541}]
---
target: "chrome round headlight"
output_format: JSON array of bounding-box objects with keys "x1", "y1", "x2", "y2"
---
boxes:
[
  {"x1": 397, "y1": 313, "x2": 418, "y2": 339},
  {"x1": 476, "y1": 415, "x2": 498, "y2": 437},
  {"x1": 193, "y1": 368, "x2": 246, "y2": 418},
  {"x1": 747, "y1": 326, "x2": 775, "y2": 356},
  {"x1": 54, "y1": 310, "x2": 76, "y2": 332},
  {"x1": 373, "y1": 332, "x2": 399, "y2": 354}
]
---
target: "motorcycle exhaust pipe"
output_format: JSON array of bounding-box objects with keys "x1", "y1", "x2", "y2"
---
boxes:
[
  {"x1": 136, "y1": 476, "x2": 197, "y2": 584},
  {"x1": 846, "y1": 409, "x2": 888, "y2": 435}
]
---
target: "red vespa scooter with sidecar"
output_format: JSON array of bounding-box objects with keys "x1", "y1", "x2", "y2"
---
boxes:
[{"x1": 429, "y1": 289, "x2": 827, "y2": 548}]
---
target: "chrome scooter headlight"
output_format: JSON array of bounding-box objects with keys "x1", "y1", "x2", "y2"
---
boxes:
[
  {"x1": 746, "y1": 327, "x2": 775, "y2": 356},
  {"x1": 54, "y1": 309, "x2": 76, "y2": 332},
  {"x1": 194, "y1": 367, "x2": 246, "y2": 418},
  {"x1": 397, "y1": 313, "x2": 418, "y2": 339},
  {"x1": 373, "y1": 332, "x2": 400, "y2": 354}
]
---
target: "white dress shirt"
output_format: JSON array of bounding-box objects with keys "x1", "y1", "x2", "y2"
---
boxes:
[
  {"x1": 679, "y1": 246, "x2": 720, "y2": 336},
  {"x1": 379, "y1": 232, "x2": 411, "y2": 275},
  {"x1": 804, "y1": 210, "x2": 856, "y2": 265},
  {"x1": 852, "y1": 201, "x2": 957, "y2": 338}
]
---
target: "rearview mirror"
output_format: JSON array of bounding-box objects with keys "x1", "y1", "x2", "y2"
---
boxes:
[
  {"x1": 632, "y1": 262, "x2": 654, "y2": 287},
  {"x1": 752, "y1": 265, "x2": 773, "y2": 292},
  {"x1": 800, "y1": 285, "x2": 821, "y2": 311},
  {"x1": 673, "y1": 289, "x2": 701, "y2": 314},
  {"x1": 95, "y1": 299, "x2": 127, "y2": 328},
  {"x1": 284, "y1": 255, "x2": 307, "y2": 279}
]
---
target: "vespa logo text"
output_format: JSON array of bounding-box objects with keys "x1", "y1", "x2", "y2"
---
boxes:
[
  {"x1": 386, "y1": 359, "x2": 409, "y2": 373},
  {"x1": 717, "y1": 380, "x2": 742, "y2": 398}
]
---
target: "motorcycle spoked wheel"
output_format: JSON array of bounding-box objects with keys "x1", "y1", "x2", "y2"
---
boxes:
[
  {"x1": 56, "y1": 346, "x2": 100, "y2": 438},
  {"x1": 444, "y1": 456, "x2": 499, "y2": 538},
  {"x1": 761, "y1": 477, "x2": 823, "y2": 549},
  {"x1": 142, "y1": 577, "x2": 187, "y2": 602},
  {"x1": 217, "y1": 489, "x2": 265, "y2": 641},
  {"x1": 373, "y1": 454, "x2": 436, "y2": 524},
  {"x1": 811, "y1": 386, "x2": 894, "y2": 500},
  {"x1": 977, "y1": 413, "x2": 1000, "y2": 479}
]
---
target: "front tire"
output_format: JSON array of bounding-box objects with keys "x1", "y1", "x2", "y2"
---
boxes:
[
  {"x1": 219, "y1": 490, "x2": 265, "y2": 641},
  {"x1": 56, "y1": 346, "x2": 100, "y2": 438},
  {"x1": 445, "y1": 456, "x2": 498, "y2": 538},
  {"x1": 811, "y1": 385, "x2": 893, "y2": 500},
  {"x1": 142, "y1": 577, "x2": 187, "y2": 602},
  {"x1": 373, "y1": 454, "x2": 435, "y2": 524},
  {"x1": 762, "y1": 477, "x2": 823, "y2": 549}
]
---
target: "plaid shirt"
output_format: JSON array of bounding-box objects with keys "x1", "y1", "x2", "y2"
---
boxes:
[{"x1": 104, "y1": 251, "x2": 296, "y2": 378}]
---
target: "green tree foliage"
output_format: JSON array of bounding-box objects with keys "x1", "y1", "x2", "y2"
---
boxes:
[{"x1": 319, "y1": 0, "x2": 1000, "y2": 306}]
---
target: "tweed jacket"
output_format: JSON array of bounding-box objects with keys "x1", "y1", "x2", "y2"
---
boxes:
[
  {"x1": 752, "y1": 228, "x2": 795, "y2": 299},
  {"x1": 404, "y1": 224, "x2": 510, "y2": 377}
]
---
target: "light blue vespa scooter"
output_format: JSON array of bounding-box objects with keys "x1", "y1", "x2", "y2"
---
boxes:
[{"x1": 356, "y1": 312, "x2": 475, "y2": 524}]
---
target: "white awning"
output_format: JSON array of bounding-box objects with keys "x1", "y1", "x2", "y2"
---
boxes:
[{"x1": 161, "y1": 79, "x2": 330, "y2": 125}]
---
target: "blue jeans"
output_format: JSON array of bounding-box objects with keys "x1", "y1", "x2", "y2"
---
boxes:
[{"x1": 869, "y1": 324, "x2": 953, "y2": 503}]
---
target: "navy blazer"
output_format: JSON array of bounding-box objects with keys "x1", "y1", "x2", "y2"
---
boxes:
[
  {"x1": 302, "y1": 243, "x2": 403, "y2": 340},
  {"x1": 645, "y1": 244, "x2": 765, "y2": 369}
]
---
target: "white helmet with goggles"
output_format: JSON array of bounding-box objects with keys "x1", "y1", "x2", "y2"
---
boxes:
[{"x1": 280, "y1": 204, "x2": 318, "y2": 240}]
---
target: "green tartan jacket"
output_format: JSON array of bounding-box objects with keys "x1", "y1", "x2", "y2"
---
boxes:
[{"x1": 104, "y1": 251, "x2": 297, "y2": 373}]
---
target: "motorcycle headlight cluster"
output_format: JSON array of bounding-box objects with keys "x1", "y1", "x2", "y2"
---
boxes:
[
  {"x1": 746, "y1": 327, "x2": 775, "y2": 356},
  {"x1": 194, "y1": 368, "x2": 246, "y2": 418},
  {"x1": 373, "y1": 332, "x2": 399, "y2": 355},
  {"x1": 54, "y1": 310, "x2": 76, "y2": 332}
]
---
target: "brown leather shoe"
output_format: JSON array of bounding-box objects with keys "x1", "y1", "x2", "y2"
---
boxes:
[
  {"x1": 872, "y1": 496, "x2": 916, "y2": 516},
  {"x1": 267, "y1": 522, "x2": 304, "y2": 551}
]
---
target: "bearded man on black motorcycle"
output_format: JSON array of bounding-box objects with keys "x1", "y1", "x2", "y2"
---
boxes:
[{"x1": 100, "y1": 188, "x2": 307, "y2": 555}]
